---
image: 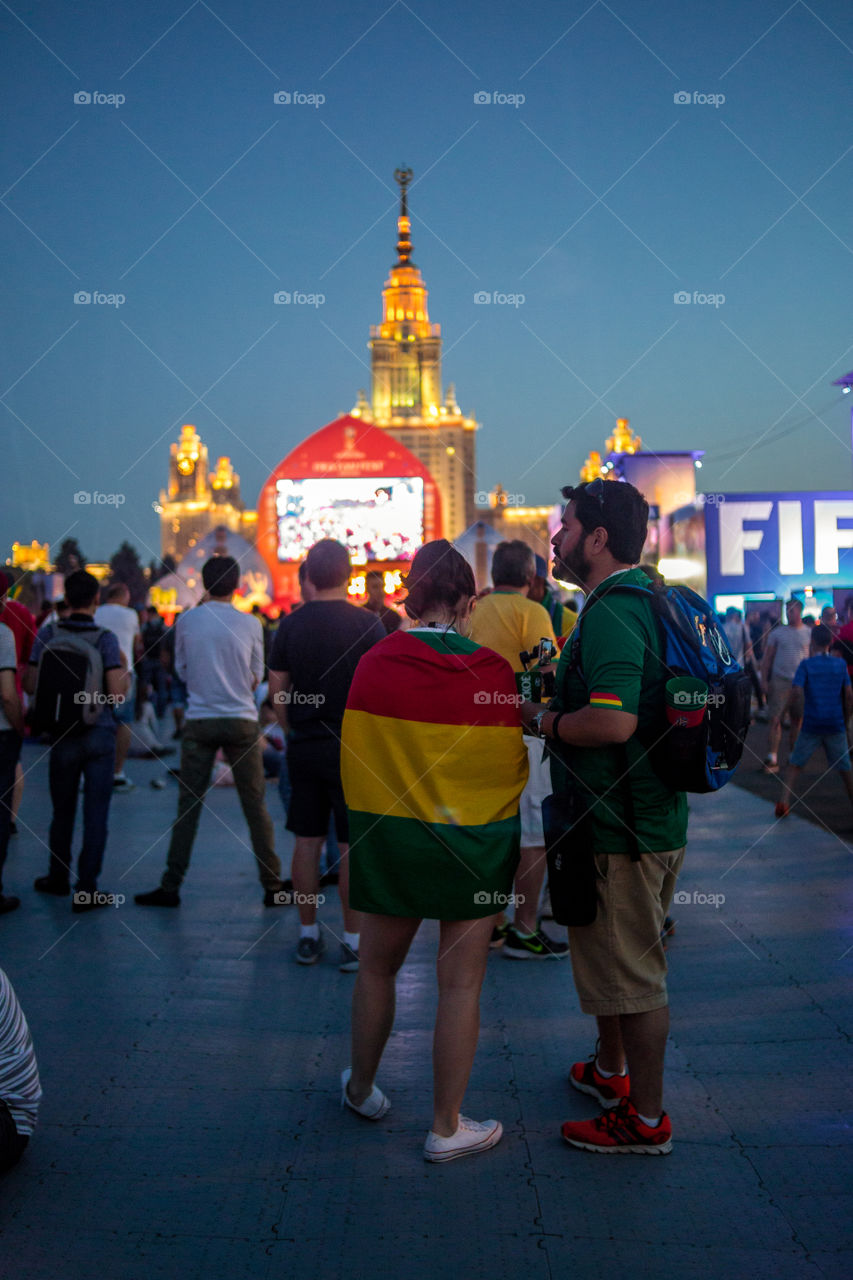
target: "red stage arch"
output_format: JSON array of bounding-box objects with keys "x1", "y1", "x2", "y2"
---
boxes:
[{"x1": 257, "y1": 414, "x2": 441, "y2": 604}]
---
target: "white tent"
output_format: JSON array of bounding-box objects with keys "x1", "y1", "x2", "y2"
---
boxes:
[{"x1": 452, "y1": 521, "x2": 505, "y2": 593}]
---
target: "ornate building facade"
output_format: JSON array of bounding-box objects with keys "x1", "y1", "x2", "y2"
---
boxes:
[
  {"x1": 349, "y1": 168, "x2": 478, "y2": 540},
  {"x1": 158, "y1": 425, "x2": 256, "y2": 562},
  {"x1": 157, "y1": 172, "x2": 479, "y2": 565}
]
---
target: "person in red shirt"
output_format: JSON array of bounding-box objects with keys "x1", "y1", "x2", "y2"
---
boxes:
[
  {"x1": 0, "y1": 576, "x2": 36, "y2": 697},
  {"x1": 0, "y1": 575, "x2": 37, "y2": 837}
]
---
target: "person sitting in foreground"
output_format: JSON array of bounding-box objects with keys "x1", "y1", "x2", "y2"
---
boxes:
[{"x1": 0, "y1": 966, "x2": 41, "y2": 1176}]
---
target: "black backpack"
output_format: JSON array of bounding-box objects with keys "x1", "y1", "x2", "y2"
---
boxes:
[{"x1": 31, "y1": 625, "x2": 106, "y2": 736}]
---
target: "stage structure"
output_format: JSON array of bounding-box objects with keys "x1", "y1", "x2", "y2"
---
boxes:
[{"x1": 257, "y1": 414, "x2": 440, "y2": 604}]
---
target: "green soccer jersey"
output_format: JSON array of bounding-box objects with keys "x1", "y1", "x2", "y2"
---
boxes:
[{"x1": 548, "y1": 567, "x2": 688, "y2": 855}]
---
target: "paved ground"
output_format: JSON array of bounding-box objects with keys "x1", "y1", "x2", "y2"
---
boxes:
[{"x1": 0, "y1": 737, "x2": 851, "y2": 1280}]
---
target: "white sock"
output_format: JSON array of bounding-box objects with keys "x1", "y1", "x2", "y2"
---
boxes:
[
  {"x1": 595, "y1": 1058, "x2": 627, "y2": 1079},
  {"x1": 638, "y1": 1111, "x2": 662, "y2": 1128},
  {"x1": 343, "y1": 931, "x2": 359, "y2": 949},
  {"x1": 300, "y1": 923, "x2": 320, "y2": 940}
]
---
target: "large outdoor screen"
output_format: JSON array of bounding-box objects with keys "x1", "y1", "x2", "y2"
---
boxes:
[{"x1": 276, "y1": 476, "x2": 424, "y2": 564}]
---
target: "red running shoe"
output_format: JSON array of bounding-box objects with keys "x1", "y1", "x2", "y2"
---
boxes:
[
  {"x1": 561, "y1": 1098, "x2": 672, "y2": 1154},
  {"x1": 774, "y1": 801, "x2": 790, "y2": 818},
  {"x1": 569, "y1": 1053, "x2": 631, "y2": 1109}
]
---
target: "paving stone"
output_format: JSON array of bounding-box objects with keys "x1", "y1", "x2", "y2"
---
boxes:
[
  {"x1": 1, "y1": 754, "x2": 850, "y2": 1279},
  {"x1": 805, "y1": 1251, "x2": 853, "y2": 1280},
  {"x1": 769, "y1": 1193, "x2": 853, "y2": 1252}
]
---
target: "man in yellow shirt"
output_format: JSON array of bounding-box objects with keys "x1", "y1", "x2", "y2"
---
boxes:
[
  {"x1": 470, "y1": 541, "x2": 568, "y2": 959},
  {"x1": 529, "y1": 555, "x2": 578, "y2": 641}
]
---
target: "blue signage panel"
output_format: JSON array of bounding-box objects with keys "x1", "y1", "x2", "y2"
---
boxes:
[{"x1": 705, "y1": 491, "x2": 853, "y2": 598}]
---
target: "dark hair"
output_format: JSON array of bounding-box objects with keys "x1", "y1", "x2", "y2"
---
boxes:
[
  {"x1": 365, "y1": 570, "x2": 383, "y2": 583},
  {"x1": 560, "y1": 478, "x2": 649, "y2": 565},
  {"x1": 64, "y1": 570, "x2": 100, "y2": 609},
  {"x1": 404, "y1": 540, "x2": 475, "y2": 620},
  {"x1": 106, "y1": 582, "x2": 129, "y2": 602},
  {"x1": 812, "y1": 624, "x2": 833, "y2": 648},
  {"x1": 491, "y1": 540, "x2": 535, "y2": 588},
  {"x1": 202, "y1": 555, "x2": 240, "y2": 597},
  {"x1": 305, "y1": 540, "x2": 350, "y2": 590}
]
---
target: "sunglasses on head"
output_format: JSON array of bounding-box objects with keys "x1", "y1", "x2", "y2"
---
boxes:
[{"x1": 561, "y1": 476, "x2": 606, "y2": 512}]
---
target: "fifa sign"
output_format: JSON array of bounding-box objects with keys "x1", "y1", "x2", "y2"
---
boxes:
[{"x1": 705, "y1": 492, "x2": 853, "y2": 597}]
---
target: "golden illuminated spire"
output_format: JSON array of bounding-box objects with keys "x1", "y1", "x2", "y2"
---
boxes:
[
  {"x1": 362, "y1": 168, "x2": 478, "y2": 536},
  {"x1": 375, "y1": 169, "x2": 435, "y2": 345},
  {"x1": 580, "y1": 450, "x2": 604, "y2": 483},
  {"x1": 606, "y1": 417, "x2": 642, "y2": 454},
  {"x1": 394, "y1": 167, "x2": 414, "y2": 265}
]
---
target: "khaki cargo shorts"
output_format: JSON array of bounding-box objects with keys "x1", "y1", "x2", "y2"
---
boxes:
[{"x1": 568, "y1": 846, "x2": 685, "y2": 1016}]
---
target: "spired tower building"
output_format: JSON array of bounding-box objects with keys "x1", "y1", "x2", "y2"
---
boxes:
[
  {"x1": 350, "y1": 168, "x2": 478, "y2": 540},
  {"x1": 159, "y1": 424, "x2": 256, "y2": 562}
]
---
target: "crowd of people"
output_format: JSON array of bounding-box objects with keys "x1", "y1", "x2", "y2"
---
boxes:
[{"x1": 2, "y1": 489, "x2": 853, "y2": 1172}]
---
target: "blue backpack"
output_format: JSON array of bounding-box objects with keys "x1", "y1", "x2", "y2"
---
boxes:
[{"x1": 583, "y1": 567, "x2": 752, "y2": 793}]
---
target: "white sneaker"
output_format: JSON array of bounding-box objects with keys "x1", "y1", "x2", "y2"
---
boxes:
[
  {"x1": 424, "y1": 1116, "x2": 503, "y2": 1163},
  {"x1": 340, "y1": 1068, "x2": 390, "y2": 1120}
]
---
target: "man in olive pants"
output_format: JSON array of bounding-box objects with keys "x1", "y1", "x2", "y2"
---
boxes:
[{"x1": 135, "y1": 556, "x2": 285, "y2": 907}]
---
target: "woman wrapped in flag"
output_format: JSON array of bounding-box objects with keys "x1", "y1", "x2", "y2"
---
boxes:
[{"x1": 340, "y1": 539, "x2": 528, "y2": 1163}]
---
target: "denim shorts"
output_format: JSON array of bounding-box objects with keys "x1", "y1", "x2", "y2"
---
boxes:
[{"x1": 789, "y1": 730, "x2": 851, "y2": 772}]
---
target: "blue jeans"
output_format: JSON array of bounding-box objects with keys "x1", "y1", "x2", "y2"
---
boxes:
[{"x1": 47, "y1": 725, "x2": 116, "y2": 891}]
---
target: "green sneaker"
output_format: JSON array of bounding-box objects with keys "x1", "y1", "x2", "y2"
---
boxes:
[{"x1": 502, "y1": 926, "x2": 569, "y2": 960}]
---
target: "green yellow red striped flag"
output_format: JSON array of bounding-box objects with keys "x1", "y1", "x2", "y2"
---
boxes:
[
  {"x1": 341, "y1": 629, "x2": 529, "y2": 919},
  {"x1": 589, "y1": 690, "x2": 623, "y2": 710}
]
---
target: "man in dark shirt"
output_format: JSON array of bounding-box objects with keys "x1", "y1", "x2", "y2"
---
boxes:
[
  {"x1": 268, "y1": 541, "x2": 384, "y2": 970},
  {"x1": 140, "y1": 606, "x2": 168, "y2": 718},
  {"x1": 24, "y1": 570, "x2": 129, "y2": 911},
  {"x1": 362, "y1": 570, "x2": 401, "y2": 634}
]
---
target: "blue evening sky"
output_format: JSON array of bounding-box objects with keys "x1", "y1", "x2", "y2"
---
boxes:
[{"x1": 2, "y1": 0, "x2": 851, "y2": 562}]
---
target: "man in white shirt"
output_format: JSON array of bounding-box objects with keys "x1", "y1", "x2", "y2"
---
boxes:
[
  {"x1": 760, "y1": 598, "x2": 811, "y2": 772},
  {"x1": 95, "y1": 582, "x2": 142, "y2": 790},
  {"x1": 134, "y1": 557, "x2": 285, "y2": 907}
]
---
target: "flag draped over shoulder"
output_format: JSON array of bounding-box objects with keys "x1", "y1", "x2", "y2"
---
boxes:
[{"x1": 342, "y1": 629, "x2": 529, "y2": 920}]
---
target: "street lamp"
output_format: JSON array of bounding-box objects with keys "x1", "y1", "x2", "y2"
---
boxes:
[{"x1": 831, "y1": 370, "x2": 853, "y2": 455}]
